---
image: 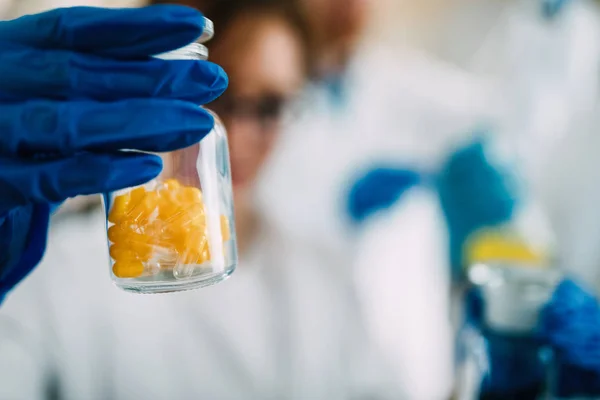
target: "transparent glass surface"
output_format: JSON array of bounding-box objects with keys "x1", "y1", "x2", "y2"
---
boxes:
[
  {"x1": 103, "y1": 115, "x2": 237, "y2": 294},
  {"x1": 455, "y1": 325, "x2": 552, "y2": 400}
]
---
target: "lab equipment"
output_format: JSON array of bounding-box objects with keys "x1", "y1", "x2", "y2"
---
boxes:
[
  {"x1": 104, "y1": 41, "x2": 237, "y2": 294},
  {"x1": 0, "y1": 5, "x2": 228, "y2": 302},
  {"x1": 541, "y1": 279, "x2": 600, "y2": 398},
  {"x1": 456, "y1": 263, "x2": 561, "y2": 399}
]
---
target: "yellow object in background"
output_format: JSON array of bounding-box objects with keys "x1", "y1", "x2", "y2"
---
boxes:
[
  {"x1": 465, "y1": 230, "x2": 549, "y2": 267},
  {"x1": 108, "y1": 180, "x2": 230, "y2": 279}
]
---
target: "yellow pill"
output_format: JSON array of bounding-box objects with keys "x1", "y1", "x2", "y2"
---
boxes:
[
  {"x1": 186, "y1": 203, "x2": 206, "y2": 227},
  {"x1": 178, "y1": 186, "x2": 203, "y2": 205},
  {"x1": 108, "y1": 193, "x2": 131, "y2": 224},
  {"x1": 129, "y1": 241, "x2": 153, "y2": 262},
  {"x1": 185, "y1": 229, "x2": 207, "y2": 253},
  {"x1": 220, "y1": 215, "x2": 231, "y2": 242},
  {"x1": 158, "y1": 197, "x2": 180, "y2": 220},
  {"x1": 173, "y1": 227, "x2": 193, "y2": 254},
  {"x1": 107, "y1": 224, "x2": 130, "y2": 244},
  {"x1": 180, "y1": 233, "x2": 209, "y2": 264},
  {"x1": 128, "y1": 191, "x2": 159, "y2": 224},
  {"x1": 109, "y1": 244, "x2": 138, "y2": 262},
  {"x1": 144, "y1": 220, "x2": 165, "y2": 239},
  {"x1": 129, "y1": 187, "x2": 146, "y2": 206},
  {"x1": 162, "y1": 179, "x2": 181, "y2": 191},
  {"x1": 113, "y1": 260, "x2": 145, "y2": 279},
  {"x1": 166, "y1": 205, "x2": 203, "y2": 231}
]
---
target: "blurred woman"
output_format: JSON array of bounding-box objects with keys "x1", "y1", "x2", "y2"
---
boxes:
[{"x1": 0, "y1": 0, "x2": 433, "y2": 399}]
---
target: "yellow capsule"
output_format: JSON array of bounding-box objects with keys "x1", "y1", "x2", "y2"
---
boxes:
[
  {"x1": 107, "y1": 224, "x2": 130, "y2": 244},
  {"x1": 143, "y1": 220, "x2": 165, "y2": 239},
  {"x1": 178, "y1": 186, "x2": 203, "y2": 205},
  {"x1": 173, "y1": 227, "x2": 193, "y2": 254},
  {"x1": 162, "y1": 179, "x2": 181, "y2": 192},
  {"x1": 165, "y1": 205, "x2": 203, "y2": 232},
  {"x1": 129, "y1": 187, "x2": 146, "y2": 206},
  {"x1": 141, "y1": 191, "x2": 160, "y2": 216},
  {"x1": 128, "y1": 240, "x2": 154, "y2": 262},
  {"x1": 109, "y1": 244, "x2": 138, "y2": 262},
  {"x1": 180, "y1": 232, "x2": 209, "y2": 264},
  {"x1": 108, "y1": 193, "x2": 131, "y2": 224},
  {"x1": 113, "y1": 260, "x2": 145, "y2": 279},
  {"x1": 128, "y1": 191, "x2": 159, "y2": 224},
  {"x1": 185, "y1": 229, "x2": 207, "y2": 253},
  {"x1": 186, "y1": 203, "x2": 206, "y2": 227},
  {"x1": 220, "y1": 215, "x2": 231, "y2": 242},
  {"x1": 158, "y1": 198, "x2": 179, "y2": 221}
]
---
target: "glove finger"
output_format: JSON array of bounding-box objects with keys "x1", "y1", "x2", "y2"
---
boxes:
[
  {"x1": 0, "y1": 44, "x2": 227, "y2": 103},
  {"x1": 0, "y1": 99, "x2": 215, "y2": 157},
  {"x1": 0, "y1": 152, "x2": 162, "y2": 212},
  {"x1": 0, "y1": 5, "x2": 209, "y2": 58}
]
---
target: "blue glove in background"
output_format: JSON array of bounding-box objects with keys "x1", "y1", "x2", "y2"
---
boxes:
[
  {"x1": 542, "y1": 0, "x2": 571, "y2": 19},
  {"x1": 0, "y1": 5, "x2": 228, "y2": 301},
  {"x1": 540, "y1": 279, "x2": 600, "y2": 371},
  {"x1": 540, "y1": 279, "x2": 600, "y2": 396},
  {"x1": 436, "y1": 139, "x2": 517, "y2": 279},
  {"x1": 347, "y1": 167, "x2": 421, "y2": 224}
]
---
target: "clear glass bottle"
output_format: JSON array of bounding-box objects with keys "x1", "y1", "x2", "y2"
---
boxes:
[
  {"x1": 455, "y1": 263, "x2": 561, "y2": 400},
  {"x1": 103, "y1": 23, "x2": 237, "y2": 294}
]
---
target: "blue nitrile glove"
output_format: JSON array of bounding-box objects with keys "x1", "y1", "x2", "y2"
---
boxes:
[
  {"x1": 540, "y1": 279, "x2": 600, "y2": 397},
  {"x1": 347, "y1": 167, "x2": 422, "y2": 224},
  {"x1": 542, "y1": 0, "x2": 571, "y2": 19},
  {"x1": 436, "y1": 139, "x2": 517, "y2": 280},
  {"x1": 0, "y1": 5, "x2": 228, "y2": 302}
]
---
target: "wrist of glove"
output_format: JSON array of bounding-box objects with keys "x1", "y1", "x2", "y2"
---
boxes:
[{"x1": 0, "y1": 204, "x2": 49, "y2": 302}]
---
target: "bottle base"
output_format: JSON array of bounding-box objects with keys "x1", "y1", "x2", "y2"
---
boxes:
[{"x1": 114, "y1": 265, "x2": 235, "y2": 294}]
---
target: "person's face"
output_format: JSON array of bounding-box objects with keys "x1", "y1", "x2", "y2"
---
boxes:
[
  {"x1": 301, "y1": 0, "x2": 371, "y2": 50},
  {"x1": 210, "y1": 13, "x2": 305, "y2": 194}
]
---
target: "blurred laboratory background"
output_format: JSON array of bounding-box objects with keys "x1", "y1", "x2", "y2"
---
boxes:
[{"x1": 2, "y1": 0, "x2": 600, "y2": 399}]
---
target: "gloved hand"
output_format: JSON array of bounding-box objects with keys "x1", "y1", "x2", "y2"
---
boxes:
[
  {"x1": 346, "y1": 167, "x2": 421, "y2": 224},
  {"x1": 0, "y1": 5, "x2": 228, "y2": 301},
  {"x1": 540, "y1": 279, "x2": 600, "y2": 396},
  {"x1": 436, "y1": 139, "x2": 517, "y2": 279}
]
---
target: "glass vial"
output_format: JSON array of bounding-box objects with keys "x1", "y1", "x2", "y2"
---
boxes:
[
  {"x1": 455, "y1": 263, "x2": 561, "y2": 400},
  {"x1": 103, "y1": 22, "x2": 238, "y2": 294}
]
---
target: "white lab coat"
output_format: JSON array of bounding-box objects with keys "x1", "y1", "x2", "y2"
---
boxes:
[
  {"x1": 257, "y1": 42, "x2": 498, "y2": 257},
  {"x1": 254, "y1": 41, "x2": 500, "y2": 399},
  {"x1": 0, "y1": 201, "x2": 453, "y2": 400}
]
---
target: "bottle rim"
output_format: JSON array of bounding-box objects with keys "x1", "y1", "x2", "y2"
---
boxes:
[
  {"x1": 154, "y1": 17, "x2": 214, "y2": 61},
  {"x1": 198, "y1": 18, "x2": 214, "y2": 43},
  {"x1": 156, "y1": 42, "x2": 209, "y2": 61}
]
